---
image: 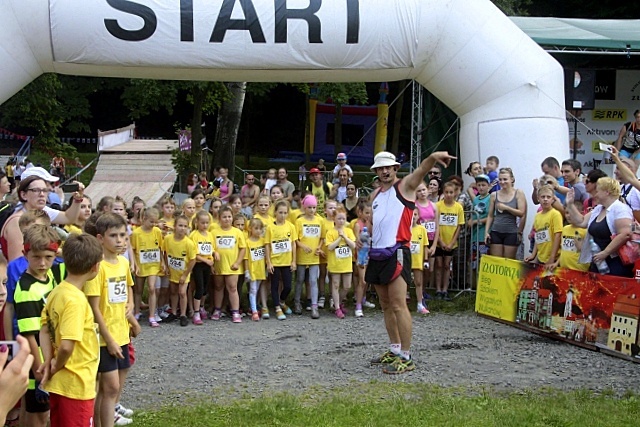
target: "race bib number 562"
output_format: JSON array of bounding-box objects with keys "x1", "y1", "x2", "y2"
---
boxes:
[{"x1": 439, "y1": 213, "x2": 457, "y2": 226}]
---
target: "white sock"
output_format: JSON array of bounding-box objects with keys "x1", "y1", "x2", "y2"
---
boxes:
[
  {"x1": 401, "y1": 350, "x2": 411, "y2": 360},
  {"x1": 390, "y1": 344, "x2": 401, "y2": 355}
]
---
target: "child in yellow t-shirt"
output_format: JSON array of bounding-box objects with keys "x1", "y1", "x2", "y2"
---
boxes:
[
  {"x1": 253, "y1": 195, "x2": 274, "y2": 232},
  {"x1": 162, "y1": 215, "x2": 197, "y2": 326},
  {"x1": 212, "y1": 206, "x2": 246, "y2": 324},
  {"x1": 64, "y1": 195, "x2": 92, "y2": 236},
  {"x1": 130, "y1": 207, "x2": 165, "y2": 327},
  {"x1": 181, "y1": 198, "x2": 196, "y2": 230},
  {"x1": 189, "y1": 210, "x2": 219, "y2": 325},
  {"x1": 84, "y1": 213, "x2": 136, "y2": 427},
  {"x1": 434, "y1": 182, "x2": 464, "y2": 300},
  {"x1": 318, "y1": 199, "x2": 337, "y2": 309},
  {"x1": 295, "y1": 195, "x2": 325, "y2": 318},
  {"x1": 207, "y1": 197, "x2": 222, "y2": 233},
  {"x1": 39, "y1": 234, "x2": 104, "y2": 427},
  {"x1": 550, "y1": 201, "x2": 589, "y2": 272},
  {"x1": 244, "y1": 218, "x2": 267, "y2": 321},
  {"x1": 157, "y1": 196, "x2": 177, "y2": 318},
  {"x1": 525, "y1": 185, "x2": 562, "y2": 269},
  {"x1": 265, "y1": 200, "x2": 297, "y2": 320},
  {"x1": 410, "y1": 210, "x2": 430, "y2": 314},
  {"x1": 326, "y1": 206, "x2": 356, "y2": 319}
]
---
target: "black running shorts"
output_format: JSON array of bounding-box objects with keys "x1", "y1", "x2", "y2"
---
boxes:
[{"x1": 365, "y1": 246, "x2": 412, "y2": 286}]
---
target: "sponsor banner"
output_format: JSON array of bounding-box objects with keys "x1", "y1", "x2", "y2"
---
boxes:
[
  {"x1": 477, "y1": 255, "x2": 640, "y2": 361},
  {"x1": 569, "y1": 70, "x2": 640, "y2": 170}
]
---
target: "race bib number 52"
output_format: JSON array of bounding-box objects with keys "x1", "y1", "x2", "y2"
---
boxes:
[{"x1": 107, "y1": 277, "x2": 128, "y2": 304}]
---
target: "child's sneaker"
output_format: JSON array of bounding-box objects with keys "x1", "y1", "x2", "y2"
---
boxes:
[
  {"x1": 294, "y1": 301, "x2": 303, "y2": 315},
  {"x1": 363, "y1": 301, "x2": 376, "y2": 309},
  {"x1": 179, "y1": 316, "x2": 189, "y2": 326},
  {"x1": 311, "y1": 307, "x2": 320, "y2": 319},
  {"x1": 199, "y1": 307, "x2": 208, "y2": 319},
  {"x1": 192, "y1": 312, "x2": 203, "y2": 325},
  {"x1": 210, "y1": 310, "x2": 221, "y2": 321},
  {"x1": 261, "y1": 307, "x2": 270, "y2": 319},
  {"x1": 339, "y1": 304, "x2": 348, "y2": 315},
  {"x1": 276, "y1": 307, "x2": 286, "y2": 320},
  {"x1": 281, "y1": 303, "x2": 292, "y2": 315},
  {"x1": 149, "y1": 318, "x2": 159, "y2": 328},
  {"x1": 114, "y1": 412, "x2": 133, "y2": 425},
  {"x1": 115, "y1": 403, "x2": 133, "y2": 418},
  {"x1": 305, "y1": 300, "x2": 312, "y2": 311},
  {"x1": 335, "y1": 308, "x2": 345, "y2": 319},
  {"x1": 251, "y1": 311, "x2": 260, "y2": 321},
  {"x1": 318, "y1": 296, "x2": 325, "y2": 308},
  {"x1": 232, "y1": 313, "x2": 242, "y2": 323},
  {"x1": 417, "y1": 305, "x2": 430, "y2": 315},
  {"x1": 354, "y1": 309, "x2": 364, "y2": 318}
]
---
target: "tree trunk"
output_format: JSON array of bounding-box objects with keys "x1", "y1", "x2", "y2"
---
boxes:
[
  {"x1": 212, "y1": 82, "x2": 247, "y2": 181},
  {"x1": 390, "y1": 80, "x2": 406, "y2": 155},
  {"x1": 190, "y1": 87, "x2": 205, "y2": 174},
  {"x1": 334, "y1": 103, "x2": 343, "y2": 156}
]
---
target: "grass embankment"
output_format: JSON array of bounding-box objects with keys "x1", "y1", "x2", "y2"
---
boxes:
[{"x1": 132, "y1": 383, "x2": 639, "y2": 427}]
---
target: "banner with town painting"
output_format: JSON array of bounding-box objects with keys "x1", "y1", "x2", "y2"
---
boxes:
[{"x1": 476, "y1": 255, "x2": 640, "y2": 362}]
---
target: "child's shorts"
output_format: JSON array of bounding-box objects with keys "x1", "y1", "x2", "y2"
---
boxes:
[
  {"x1": 49, "y1": 394, "x2": 94, "y2": 427},
  {"x1": 98, "y1": 344, "x2": 132, "y2": 373}
]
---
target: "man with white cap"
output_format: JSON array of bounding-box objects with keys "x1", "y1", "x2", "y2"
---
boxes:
[{"x1": 366, "y1": 150, "x2": 455, "y2": 374}]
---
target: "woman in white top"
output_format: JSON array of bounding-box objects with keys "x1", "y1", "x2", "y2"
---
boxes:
[{"x1": 330, "y1": 168, "x2": 350, "y2": 203}]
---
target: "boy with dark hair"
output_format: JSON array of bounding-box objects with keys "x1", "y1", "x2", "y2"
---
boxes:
[
  {"x1": 485, "y1": 155, "x2": 500, "y2": 193},
  {"x1": 84, "y1": 213, "x2": 136, "y2": 426},
  {"x1": 38, "y1": 234, "x2": 104, "y2": 427},
  {"x1": 14, "y1": 225, "x2": 64, "y2": 427}
]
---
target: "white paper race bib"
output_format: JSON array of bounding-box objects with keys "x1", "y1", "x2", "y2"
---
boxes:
[
  {"x1": 139, "y1": 249, "x2": 160, "y2": 264},
  {"x1": 302, "y1": 224, "x2": 321, "y2": 238},
  {"x1": 561, "y1": 236, "x2": 577, "y2": 252},
  {"x1": 335, "y1": 246, "x2": 352, "y2": 259},
  {"x1": 107, "y1": 277, "x2": 127, "y2": 304},
  {"x1": 250, "y1": 246, "x2": 265, "y2": 261},
  {"x1": 423, "y1": 221, "x2": 436, "y2": 233},
  {"x1": 216, "y1": 236, "x2": 236, "y2": 250},
  {"x1": 168, "y1": 255, "x2": 185, "y2": 271},
  {"x1": 535, "y1": 229, "x2": 550, "y2": 244},
  {"x1": 271, "y1": 240, "x2": 291, "y2": 254},
  {"x1": 410, "y1": 242, "x2": 420, "y2": 254},
  {"x1": 439, "y1": 213, "x2": 458, "y2": 226},
  {"x1": 198, "y1": 242, "x2": 213, "y2": 255}
]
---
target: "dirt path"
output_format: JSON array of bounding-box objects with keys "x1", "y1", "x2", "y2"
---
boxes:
[{"x1": 122, "y1": 311, "x2": 640, "y2": 409}]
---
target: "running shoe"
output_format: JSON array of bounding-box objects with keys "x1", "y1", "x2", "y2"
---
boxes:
[
  {"x1": 305, "y1": 300, "x2": 312, "y2": 311},
  {"x1": 370, "y1": 350, "x2": 400, "y2": 365},
  {"x1": 339, "y1": 304, "x2": 348, "y2": 315},
  {"x1": 383, "y1": 357, "x2": 415, "y2": 374},
  {"x1": 149, "y1": 318, "x2": 159, "y2": 328},
  {"x1": 311, "y1": 307, "x2": 320, "y2": 319},
  {"x1": 232, "y1": 313, "x2": 242, "y2": 323},
  {"x1": 362, "y1": 301, "x2": 376, "y2": 309},
  {"x1": 261, "y1": 307, "x2": 270, "y2": 320},
  {"x1": 179, "y1": 316, "x2": 189, "y2": 327},
  {"x1": 443, "y1": 293, "x2": 452, "y2": 301},
  {"x1": 329, "y1": 298, "x2": 335, "y2": 310},
  {"x1": 114, "y1": 413, "x2": 133, "y2": 426},
  {"x1": 294, "y1": 301, "x2": 303, "y2": 315},
  {"x1": 318, "y1": 296, "x2": 325, "y2": 309},
  {"x1": 276, "y1": 308, "x2": 286, "y2": 320},
  {"x1": 335, "y1": 308, "x2": 345, "y2": 319},
  {"x1": 281, "y1": 303, "x2": 293, "y2": 315},
  {"x1": 417, "y1": 305, "x2": 430, "y2": 315},
  {"x1": 115, "y1": 404, "x2": 134, "y2": 418},
  {"x1": 158, "y1": 309, "x2": 169, "y2": 320},
  {"x1": 354, "y1": 309, "x2": 364, "y2": 318},
  {"x1": 199, "y1": 307, "x2": 208, "y2": 319},
  {"x1": 210, "y1": 310, "x2": 221, "y2": 321},
  {"x1": 251, "y1": 311, "x2": 260, "y2": 321},
  {"x1": 164, "y1": 313, "x2": 177, "y2": 323},
  {"x1": 192, "y1": 312, "x2": 203, "y2": 325}
]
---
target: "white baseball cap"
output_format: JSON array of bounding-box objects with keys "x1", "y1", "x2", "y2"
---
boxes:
[
  {"x1": 370, "y1": 151, "x2": 400, "y2": 170},
  {"x1": 21, "y1": 167, "x2": 60, "y2": 182}
]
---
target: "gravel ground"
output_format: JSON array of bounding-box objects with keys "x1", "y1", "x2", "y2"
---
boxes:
[{"x1": 122, "y1": 310, "x2": 640, "y2": 409}]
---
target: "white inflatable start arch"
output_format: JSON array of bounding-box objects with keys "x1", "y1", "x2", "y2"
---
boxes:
[{"x1": 1, "y1": 0, "x2": 568, "y2": 230}]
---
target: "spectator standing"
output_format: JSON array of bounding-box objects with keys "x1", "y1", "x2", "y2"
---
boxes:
[
  {"x1": 240, "y1": 174, "x2": 260, "y2": 216},
  {"x1": 306, "y1": 168, "x2": 332, "y2": 216},
  {"x1": 316, "y1": 158, "x2": 328, "y2": 181},
  {"x1": 532, "y1": 157, "x2": 565, "y2": 205},
  {"x1": 277, "y1": 167, "x2": 296, "y2": 201},
  {"x1": 332, "y1": 153, "x2": 353, "y2": 184},
  {"x1": 330, "y1": 168, "x2": 350, "y2": 203},
  {"x1": 298, "y1": 161, "x2": 307, "y2": 191},
  {"x1": 13, "y1": 161, "x2": 25, "y2": 184},
  {"x1": 50, "y1": 153, "x2": 65, "y2": 179}
]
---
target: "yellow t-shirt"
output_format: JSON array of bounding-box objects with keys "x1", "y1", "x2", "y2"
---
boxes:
[
  {"x1": 296, "y1": 216, "x2": 324, "y2": 266},
  {"x1": 41, "y1": 281, "x2": 99, "y2": 400},
  {"x1": 410, "y1": 225, "x2": 429, "y2": 270},
  {"x1": 208, "y1": 216, "x2": 221, "y2": 233},
  {"x1": 84, "y1": 256, "x2": 134, "y2": 347},
  {"x1": 189, "y1": 229, "x2": 216, "y2": 262},
  {"x1": 533, "y1": 208, "x2": 563, "y2": 263},
  {"x1": 265, "y1": 221, "x2": 296, "y2": 267},
  {"x1": 245, "y1": 237, "x2": 267, "y2": 281},
  {"x1": 160, "y1": 217, "x2": 175, "y2": 236},
  {"x1": 130, "y1": 226, "x2": 164, "y2": 277},
  {"x1": 64, "y1": 224, "x2": 83, "y2": 236},
  {"x1": 435, "y1": 200, "x2": 464, "y2": 248},
  {"x1": 162, "y1": 234, "x2": 197, "y2": 282},
  {"x1": 288, "y1": 208, "x2": 302, "y2": 225},
  {"x1": 559, "y1": 224, "x2": 590, "y2": 272},
  {"x1": 325, "y1": 227, "x2": 355, "y2": 273},
  {"x1": 310, "y1": 182, "x2": 333, "y2": 216},
  {"x1": 213, "y1": 227, "x2": 247, "y2": 275}
]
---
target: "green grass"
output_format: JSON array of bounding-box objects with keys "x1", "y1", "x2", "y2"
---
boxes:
[
  {"x1": 131, "y1": 383, "x2": 640, "y2": 426},
  {"x1": 27, "y1": 151, "x2": 98, "y2": 185}
]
